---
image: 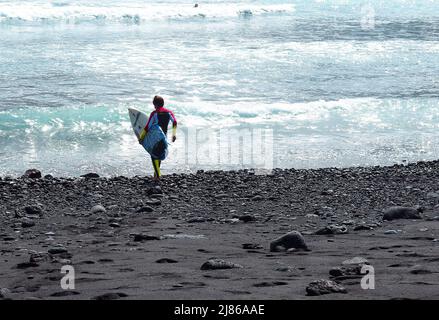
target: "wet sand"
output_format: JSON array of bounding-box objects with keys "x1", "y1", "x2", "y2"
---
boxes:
[{"x1": 1, "y1": 162, "x2": 439, "y2": 300}]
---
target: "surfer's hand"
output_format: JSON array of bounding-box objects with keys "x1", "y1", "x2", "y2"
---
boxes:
[
  {"x1": 172, "y1": 135, "x2": 176, "y2": 142},
  {"x1": 138, "y1": 128, "x2": 147, "y2": 144}
]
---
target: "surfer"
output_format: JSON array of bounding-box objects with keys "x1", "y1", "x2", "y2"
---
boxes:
[{"x1": 138, "y1": 95, "x2": 177, "y2": 180}]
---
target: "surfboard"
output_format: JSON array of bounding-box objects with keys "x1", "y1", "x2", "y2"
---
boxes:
[{"x1": 128, "y1": 108, "x2": 168, "y2": 160}]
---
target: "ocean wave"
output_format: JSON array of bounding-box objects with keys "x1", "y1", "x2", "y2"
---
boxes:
[{"x1": 0, "y1": 2, "x2": 295, "y2": 24}]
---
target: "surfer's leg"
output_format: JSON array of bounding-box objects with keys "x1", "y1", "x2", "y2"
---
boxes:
[{"x1": 152, "y1": 157, "x2": 161, "y2": 179}]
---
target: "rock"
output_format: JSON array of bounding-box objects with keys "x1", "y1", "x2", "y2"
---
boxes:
[
  {"x1": 252, "y1": 195, "x2": 263, "y2": 201},
  {"x1": 0, "y1": 288, "x2": 11, "y2": 299},
  {"x1": 242, "y1": 243, "x2": 263, "y2": 250},
  {"x1": 50, "y1": 291, "x2": 80, "y2": 297},
  {"x1": 200, "y1": 259, "x2": 243, "y2": 270},
  {"x1": 238, "y1": 215, "x2": 256, "y2": 223},
  {"x1": 21, "y1": 219, "x2": 35, "y2": 228},
  {"x1": 156, "y1": 258, "x2": 178, "y2": 263},
  {"x1": 23, "y1": 169, "x2": 41, "y2": 179},
  {"x1": 30, "y1": 253, "x2": 51, "y2": 263},
  {"x1": 133, "y1": 234, "x2": 161, "y2": 242},
  {"x1": 48, "y1": 247, "x2": 68, "y2": 255},
  {"x1": 16, "y1": 262, "x2": 39, "y2": 269},
  {"x1": 44, "y1": 174, "x2": 53, "y2": 179},
  {"x1": 145, "y1": 199, "x2": 161, "y2": 206},
  {"x1": 109, "y1": 223, "x2": 120, "y2": 228},
  {"x1": 385, "y1": 230, "x2": 398, "y2": 234},
  {"x1": 426, "y1": 192, "x2": 439, "y2": 199},
  {"x1": 270, "y1": 231, "x2": 310, "y2": 252},
  {"x1": 329, "y1": 265, "x2": 363, "y2": 277},
  {"x1": 24, "y1": 205, "x2": 43, "y2": 217},
  {"x1": 81, "y1": 173, "x2": 100, "y2": 179},
  {"x1": 306, "y1": 279, "x2": 347, "y2": 296},
  {"x1": 354, "y1": 224, "x2": 375, "y2": 231},
  {"x1": 91, "y1": 205, "x2": 106, "y2": 214},
  {"x1": 93, "y1": 292, "x2": 128, "y2": 300},
  {"x1": 147, "y1": 186, "x2": 163, "y2": 195},
  {"x1": 383, "y1": 206, "x2": 422, "y2": 221},
  {"x1": 409, "y1": 265, "x2": 432, "y2": 275},
  {"x1": 136, "y1": 206, "x2": 153, "y2": 213},
  {"x1": 315, "y1": 224, "x2": 348, "y2": 235},
  {"x1": 342, "y1": 257, "x2": 369, "y2": 266}
]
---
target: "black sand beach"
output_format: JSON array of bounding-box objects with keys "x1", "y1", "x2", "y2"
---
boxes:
[{"x1": 1, "y1": 161, "x2": 439, "y2": 300}]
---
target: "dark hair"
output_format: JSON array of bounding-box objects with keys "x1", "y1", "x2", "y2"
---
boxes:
[{"x1": 153, "y1": 95, "x2": 164, "y2": 108}]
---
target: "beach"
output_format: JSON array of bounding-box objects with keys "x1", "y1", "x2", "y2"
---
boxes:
[{"x1": 1, "y1": 161, "x2": 439, "y2": 300}]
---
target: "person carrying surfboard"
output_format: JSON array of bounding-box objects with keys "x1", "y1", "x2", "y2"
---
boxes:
[{"x1": 138, "y1": 95, "x2": 177, "y2": 180}]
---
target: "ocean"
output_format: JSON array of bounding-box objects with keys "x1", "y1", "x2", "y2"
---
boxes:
[{"x1": 0, "y1": 0, "x2": 438, "y2": 177}]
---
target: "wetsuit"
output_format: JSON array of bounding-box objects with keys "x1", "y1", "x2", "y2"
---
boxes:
[{"x1": 140, "y1": 107, "x2": 177, "y2": 178}]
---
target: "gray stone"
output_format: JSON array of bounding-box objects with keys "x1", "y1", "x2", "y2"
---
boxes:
[
  {"x1": 23, "y1": 169, "x2": 41, "y2": 179},
  {"x1": 136, "y1": 206, "x2": 153, "y2": 213},
  {"x1": 306, "y1": 279, "x2": 347, "y2": 296},
  {"x1": 270, "y1": 231, "x2": 309, "y2": 252},
  {"x1": 201, "y1": 259, "x2": 243, "y2": 270},
  {"x1": 91, "y1": 205, "x2": 106, "y2": 214},
  {"x1": 315, "y1": 224, "x2": 348, "y2": 235},
  {"x1": 342, "y1": 257, "x2": 369, "y2": 266},
  {"x1": 81, "y1": 173, "x2": 100, "y2": 179},
  {"x1": 383, "y1": 206, "x2": 422, "y2": 221}
]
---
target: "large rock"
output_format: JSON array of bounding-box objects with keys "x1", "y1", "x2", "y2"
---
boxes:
[
  {"x1": 200, "y1": 259, "x2": 243, "y2": 270},
  {"x1": 306, "y1": 279, "x2": 347, "y2": 296},
  {"x1": 270, "y1": 231, "x2": 309, "y2": 252},
  {"x1": 23, "y1": 169, "x2": 41, "y2": 179},
  {"x1": 383, "y1": 206, "x2": 422, "y2": 221}
]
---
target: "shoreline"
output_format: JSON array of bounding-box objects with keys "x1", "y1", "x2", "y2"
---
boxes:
[{"x1": 1, "y1": 160, "x2": 439, "y2": 299}]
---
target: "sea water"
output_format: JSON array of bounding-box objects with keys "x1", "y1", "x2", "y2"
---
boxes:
[{"x1": 0, "y1": 0, "x2": 438, "y2": 176}]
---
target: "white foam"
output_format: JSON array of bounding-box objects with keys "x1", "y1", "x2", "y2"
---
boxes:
[{"x1": 0, "y1": 1, "x2": 295, "y2": 23}]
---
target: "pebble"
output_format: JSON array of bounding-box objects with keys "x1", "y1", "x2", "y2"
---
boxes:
[
  {"x1": 48, "y1": 247, "x2": 68, "y2": 255},
  {"x1": 0, "y1": 288, "x2": 11, "y2": 299},
  {"x1": 238, "y1": 215, "x2": 256, "y2": 223},
  {"x1": 383, "y1": 206, "x2": 422, "y2": 221},
  {"x1": 270, "y1": 231, "x2": 309, "y2": 252},
  {"x1": 136, "y1": 206, "x2": 153, "y2": 213},
  {"x1": 242, "y1": 243, "x2": 263, "y2": 250},
  {"x1": 93, "y1": 292, "x2": 128, "y2": 300},
  {"x1": 342, "y1": 257, "x2": 369, "y2": 266},
  {"x1": 156, "y1": 258, "x2": 178, "y2": 263},
  {"x1": 21, "y1": 219, "x2": 35, "y2": 228},
  {"x1": 315, "y1": 224, "x2": 348, "y2": 235},
  {"x1": 306, "y1": 279, "x2": 347, "y2": 296},
  {"x1": 24, "y1": 205, "x2": 43, "y2": 217},
  {"x1": 133, "y1": 234, "x2": 161, "y2": 241},
  {"x1": 91, "y1": 205, "x2": 106, "y2": 214},
  {"x1": 201, "y1": 259, "x2": 243, "y2": 270}
]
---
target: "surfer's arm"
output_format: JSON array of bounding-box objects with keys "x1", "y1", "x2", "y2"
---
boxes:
[{"x1": 169, "y1": 111, "x2": 177, "y2": 142}]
